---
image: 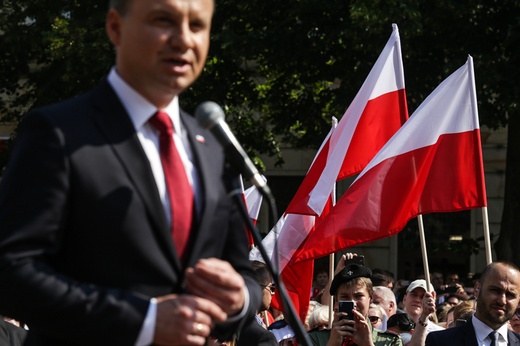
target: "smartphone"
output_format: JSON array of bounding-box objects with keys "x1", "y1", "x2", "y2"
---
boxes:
[
  {"x1": 344, "y1": 255, "x2": 365, "y2": 266},
  {"x1": 445, "y1": 285, "x2": 458, "y2": 294},
  {"x1": 338, "y1": 300, "x2": 355, "y2": 320}
]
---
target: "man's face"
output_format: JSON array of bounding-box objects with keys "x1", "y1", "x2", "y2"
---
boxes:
[
  {"x1": 372, "y1": 290, "x2": 392, "y2": 316},
  {"x1": 334, "y1": 282, "x2": 371, "y2": 317},
  {"x1": 260, "y1": 282, "x2": 274, "y2": 312},
  {"x1": 475, "y1": 264, "x2": 520, "y2": 329},
  {"x1": 403, "y1": 288, "x2": 425, "y2": 320},
  {"x1": 510, "y1": 309, "x2": 520, "y2": 333},
  {"x1": 431, "y1": 273, "x2": 444, "y2": 289},
  {"x1": 316, "y1": 272, "x2": 329, "y2": 288},
  {"x1": 447, "y1": 296, "x2": 460, "y2": 306},
  {"x1": 445, "y1": 274, "x2": 459, "y2": 286},
  {"x1": 106, "y1": 0, "x2": 213, "y2": 107}
]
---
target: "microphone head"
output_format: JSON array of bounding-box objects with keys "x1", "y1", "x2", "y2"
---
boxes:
[{"x1": 195, "y1": 101, "x2": 225, "y2": 129}]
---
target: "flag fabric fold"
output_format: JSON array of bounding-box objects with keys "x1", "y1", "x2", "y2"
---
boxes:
[
  {"x1": 293, "y1": 56, "x2": 487, "y2": 262},
  {"x1": 240, "y1": 178, "x2": 265, "y2": 248},
  {"x1": 287, "y1": 23, "x2": 408, "y2": 217},
  {"x1": 244, "y1": 184, "x2": 263, "y2": 225},
  {"x1": 251, "y1": 24, "x2": 408, "y2": 323}
]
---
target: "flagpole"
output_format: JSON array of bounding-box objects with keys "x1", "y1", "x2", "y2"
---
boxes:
[
  {"x1": 467, "y1": 55, "x2": 492, "y2": 265},
  {"x1": 482, "y1": 207, "x2": 492, "y2": 264},
  {"x1": 328, "y1": 117, "x2": 338, "y2": 328},
  {"x1": 328, "y1": 249, "x2": 334, "y2": 326},
  {"x1": 417, "y1": 215, "x2": 431, "y2": 289},
  {"x1": 417, "y1": 215, "x2": 438, "y2": 324}
]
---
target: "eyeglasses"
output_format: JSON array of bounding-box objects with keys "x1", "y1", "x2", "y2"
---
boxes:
[
  {"x1": 368, "y1": 316, "x2": 380, "y2": 323},
  {"x1": 261, "y1": 284, "x2": 276, "y2": 294}
]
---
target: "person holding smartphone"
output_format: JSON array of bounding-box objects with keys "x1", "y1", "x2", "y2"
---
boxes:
[{"x1": 308, "y1": 261, "x2": 402, "y2": 346}]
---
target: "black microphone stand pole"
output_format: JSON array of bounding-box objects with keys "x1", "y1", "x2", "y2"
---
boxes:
[{"x1": 226, "y1": 177, "x2": 312, "y2": 346}]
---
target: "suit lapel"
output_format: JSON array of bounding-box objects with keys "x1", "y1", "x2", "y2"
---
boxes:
[
  {"x1": 508, "y1": 329, "x2": 520, "y2": 345},
  {"x1": 463, "y1": 319, "x2": 479, "y2": 346},
  {"x1": 180, "y1": 111, "x2": 222, "y2": 266},
  {"x1": 89, "y1": 80, "x2": 181, "y2": 272}
]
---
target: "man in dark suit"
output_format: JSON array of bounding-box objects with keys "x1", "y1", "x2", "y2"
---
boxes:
[
  {"x1": 426, "y1": 261, "x2": 520, "y2": 346},
  {"x1": 0, "y1": 0, "x2": 260, "y2": 345}
]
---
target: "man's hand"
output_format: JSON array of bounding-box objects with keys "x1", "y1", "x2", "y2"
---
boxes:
[
  {"x1": 328, "y1": 309, "x2": 374, "y2": 346},
  {"x1": 421, "y1": 291, "x2": 436, "y2": 319},
  {"x1": 184, "y1": 258, "x2": 246, "y2": 317},
  {"x1": 153, "y1": 294, "x2": 227, "y2": 345},
  {"x1": 328, "y1": 311, "x2": 355, "y2": 346}
]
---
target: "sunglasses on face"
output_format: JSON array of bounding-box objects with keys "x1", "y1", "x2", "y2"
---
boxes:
[
  {"x1": 368, "y1": 316, "x2": 380, "y2": 323},
  {"x1": 261, "y1": 284, "x2": 276, "y2": 294}
]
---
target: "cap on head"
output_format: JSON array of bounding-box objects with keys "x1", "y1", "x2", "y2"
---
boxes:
[
  {"x1": 406, "y1": 279, "x2": 434, "y2": 293},
  {"x1": 330, "y1": 264, "x2": 372, "y2": 295}
]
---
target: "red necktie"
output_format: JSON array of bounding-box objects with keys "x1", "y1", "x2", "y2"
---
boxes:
[{"x1": 149, "y1": 111, "x2": 194, "y2": 263}]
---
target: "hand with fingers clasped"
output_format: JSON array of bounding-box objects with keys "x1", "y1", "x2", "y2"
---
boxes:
[
  {"x1": 184, "y1": 258, "x2": 246, "y2": 317},
  {"x1": 328, "y1": 310, "x2": 374, "y2": 346},
  {"x1": 153, "y1": 258, "x2": 247, "y2": 345},
  {"x1": 153, "y1": 293, "x2": 227, "y2": 346}
]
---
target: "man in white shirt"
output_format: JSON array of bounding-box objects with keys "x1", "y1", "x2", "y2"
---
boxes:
[
  {"x1": 0, "y1": 0, "x2": 260, "y2": 344},
  {"x1": 403, "y1": 279, "x2": 444, "y2": 335}
]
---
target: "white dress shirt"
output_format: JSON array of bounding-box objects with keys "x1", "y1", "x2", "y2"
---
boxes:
[
  {"x1": 107, "y1": 68, "x2": 249, "y2": 345},
  {"x1": 472, "y1": 315, "x2": 509, "y2": 346},
  {"x1": 107, "y1": 68, "x2": 202, "y2": 218}
]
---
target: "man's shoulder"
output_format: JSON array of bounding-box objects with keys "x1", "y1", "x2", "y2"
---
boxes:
[
  {"x1": 372, "y1": 328, "x2": 402, "y2": 345},
  {"x1": 425, "y1": 323, "x2": 473, "y2": 345},
  {"x1": 21, "y1": 79, "x2": 115, "y2": 133},
  {"x1": 237, "y1": 320, "x2": 277, "y2": 346}
]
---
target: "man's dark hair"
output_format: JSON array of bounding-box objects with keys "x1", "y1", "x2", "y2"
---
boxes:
[
  {"x1": 372, "y1": 268, "x2": 395, "y2": 280},
  {"x1": 372, "y1": 273, "x2": 393, "y2": 286},
  {"x1": 109, "y1": 0, "x2": 131, "y2": 15},
  {"x1": 387, "y1": 313, "x2": 415, "y2": 332},
  {"x1": 251, "y1": 261, "x2": 272, "y2": 286}
]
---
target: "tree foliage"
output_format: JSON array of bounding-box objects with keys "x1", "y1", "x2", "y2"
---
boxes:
[{"x1": 1, "y1": 0, "x2": 519, "y2": 261}]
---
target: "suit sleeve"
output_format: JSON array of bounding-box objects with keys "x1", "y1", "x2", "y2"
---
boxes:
[
  {"x1": 0, "y1": 111, "x2": 149, "y2": 345},
  {"x1": 425, "y1": 332, "x2": 439, "y2": 346}
]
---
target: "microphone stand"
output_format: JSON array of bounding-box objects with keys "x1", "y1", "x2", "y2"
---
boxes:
[{"x1": 226, "y1": 177, "x2": 312, "y2": 346}]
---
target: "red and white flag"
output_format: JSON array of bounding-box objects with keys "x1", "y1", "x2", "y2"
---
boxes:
[
  {"x1": 240, "y1": 177, "x2": 265, "y2": 248},
  {"x1": 293, "y1": 56, "x2": 487, "y2": 262},
  {"x1": 251, "y1": 24, "x2": 408, "y2": 322},
  {"x1": 244, "y1": 185, "x2": 263, "y2": 225},
  {"x1": 286, "y1": 24, "x2": 408, "y2": 217}
]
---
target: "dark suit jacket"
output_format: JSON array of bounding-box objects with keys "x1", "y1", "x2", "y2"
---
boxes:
[
  {"x1": 0, "y1": 80, "x2": 260, "y2": 345},
  {"x1": 236, "y1": 319, "x2": 278, "y2": 346},
  {"x1": 0, "y1": 320, "x2": 27, "y2": 346},
  {"x1": 426, "y1": 319, "x2": 520, "y2": 346}
]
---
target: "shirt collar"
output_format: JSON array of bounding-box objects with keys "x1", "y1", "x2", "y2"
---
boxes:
[
  {"x1": 472, "y1": 315, "x2": 509, "y2": 344},
  {"x1": 107, "y1": 67, "x2": 181, "y2": 133}
]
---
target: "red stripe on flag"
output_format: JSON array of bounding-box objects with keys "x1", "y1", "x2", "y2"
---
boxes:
[
  {"x1": 338, "y1": 89, "x2": 409, "y2": 179},
  {"x1": 293, "y1": 130, "x2": 486, "y2": 262}
]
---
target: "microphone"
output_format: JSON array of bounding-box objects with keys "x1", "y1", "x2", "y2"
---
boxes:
[{"x1": 195, "y1": 101, "x2": 269, "y2": 192}]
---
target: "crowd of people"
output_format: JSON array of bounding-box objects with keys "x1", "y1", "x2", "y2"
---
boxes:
[
  {"x1": 0, "y1": 0, "x2": 518, "y2": 344},
  {"x1": 235, "y1": 255, "x2": 520, "y2": 346}
]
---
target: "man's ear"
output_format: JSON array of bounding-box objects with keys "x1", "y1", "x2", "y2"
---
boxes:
[
  {"x1": 474, "y1": 282, "x2": 481, "y2": 297},
  {"x1": 106, "y1": 9, "x2": 123, "y2": 46}
]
